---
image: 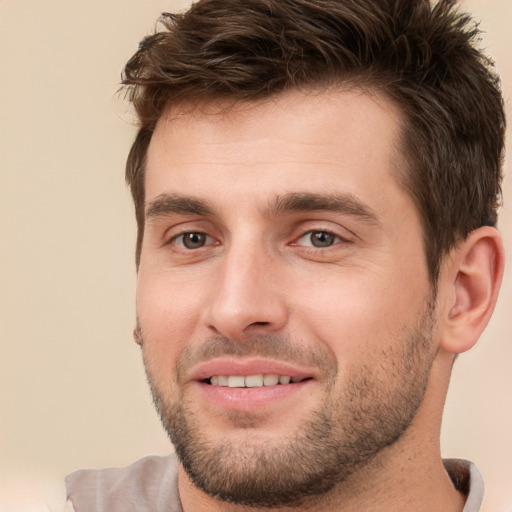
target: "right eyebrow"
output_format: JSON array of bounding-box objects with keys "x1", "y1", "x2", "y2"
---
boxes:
[
  {"x1": 145, "y1": 193, "x2": 214, "y2": 220},
  {"x1": 269, "y1": 192, "x2": 379, "y2": 225}
]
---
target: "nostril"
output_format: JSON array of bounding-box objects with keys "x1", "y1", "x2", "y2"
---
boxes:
[{"x1": 250, "y1": 321, "x2": 270, "y2": 327}]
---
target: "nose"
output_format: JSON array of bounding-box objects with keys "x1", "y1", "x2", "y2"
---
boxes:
[{"x1": 204, "y1": 242, "x2": 288, "y2": 341}]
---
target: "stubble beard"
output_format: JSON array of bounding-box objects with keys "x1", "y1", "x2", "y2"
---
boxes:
[{"x1": 143, "y1": 300, "x2": 437, "y2": 508}]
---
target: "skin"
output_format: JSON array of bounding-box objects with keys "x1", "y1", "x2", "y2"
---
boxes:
[{"x1": 136, "y1": 89, "x2": 504, "y2": 511}]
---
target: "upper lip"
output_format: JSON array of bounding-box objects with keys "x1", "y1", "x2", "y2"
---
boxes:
[{"x1": 188, "y1": 357, "x2": 316, "y2": 382}]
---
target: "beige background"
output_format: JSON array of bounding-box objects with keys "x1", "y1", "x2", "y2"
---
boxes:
[{"x1": 0, "y1": 1, "x2": 510, "y2": 510}]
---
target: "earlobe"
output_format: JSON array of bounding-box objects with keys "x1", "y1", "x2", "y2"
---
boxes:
[{"x1": 439, "y1": 226, "x2": 504, "y2": 354}]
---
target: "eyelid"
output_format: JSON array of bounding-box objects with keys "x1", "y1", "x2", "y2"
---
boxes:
[
  {"x1": 159, "y1": 218, "x2": 221, "y2": 252},
  {"x1": 161, "y1": 218, "x2": 217, "y2": 242},
  {"x1": 290, "y1": 220, "x2": 355, "y2": 244},
  {"x1": 293, "y1": 229, "x2": 343, "y2": 248}
]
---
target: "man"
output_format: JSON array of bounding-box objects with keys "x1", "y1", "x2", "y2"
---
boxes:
[{"x1": 66, "y1": 0, "x2": 506, "y2": 510}]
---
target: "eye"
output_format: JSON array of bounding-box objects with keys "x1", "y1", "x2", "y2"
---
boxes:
[
  {"x1": 296, "y1": 230, "x2": 341, "y2": 248},
  {"x1": 173, "y1": 232, "x2": 214, "y2": 249}
]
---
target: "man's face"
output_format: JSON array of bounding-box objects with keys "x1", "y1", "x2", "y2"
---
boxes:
[{"x1": 136, "y1": 90, "x2": 438, "y2": 507}]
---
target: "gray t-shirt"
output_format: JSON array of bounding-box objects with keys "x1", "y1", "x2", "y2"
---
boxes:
[{"x1": 66, "y1": 454, "x2": 484, "y2": 511}]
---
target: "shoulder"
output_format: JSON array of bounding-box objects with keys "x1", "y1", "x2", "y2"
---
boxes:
[
  {"x1": 66, "y1": 453, "x2": 181, "y2": 512},
  {"x1": 443, "y1": 458, "x2": 484, "y2": 512}
]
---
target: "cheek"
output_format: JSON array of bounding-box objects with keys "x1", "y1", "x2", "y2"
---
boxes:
[
  {"x1": 136, "y1": 271, "x2": 207, "y2": 370},
  {"x1": 290, "y1": 267, "x2": 430, "y2": 363}
]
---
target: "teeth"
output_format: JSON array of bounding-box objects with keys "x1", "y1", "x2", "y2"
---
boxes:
[
  {"x1": 208, "y1": 374, "x2": 299, "y2": 388},
  {"x1": 245, "y1": 375, "x2": 264, "y2": 387},
  {"x1": 227, "y1": 376, "x2": 245, "y2": 388},
  {"x1": 263, "y1": 374, "x2": 279, "y2": 386}
]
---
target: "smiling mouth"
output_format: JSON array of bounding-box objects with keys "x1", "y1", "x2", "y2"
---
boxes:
[{"x1": 204, "y1": 375, "x2": 312, "y2": 388}]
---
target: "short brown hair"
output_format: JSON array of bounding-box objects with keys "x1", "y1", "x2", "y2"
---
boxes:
[{"x1": 122, "y1": 0, "x2": 505, "y2": 282}]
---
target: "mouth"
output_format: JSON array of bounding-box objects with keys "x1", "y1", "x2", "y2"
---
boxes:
[
  {"x1": 189, "y1": 359, "x2": 316, "y2": 411},
  {"x1": 204, "y1": 375, "x2": 312, "y2": 387}
]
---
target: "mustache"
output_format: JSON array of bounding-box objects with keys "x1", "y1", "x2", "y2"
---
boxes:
[{"x1": 174, "y1": 335, "x2": 337, "y2": 382}]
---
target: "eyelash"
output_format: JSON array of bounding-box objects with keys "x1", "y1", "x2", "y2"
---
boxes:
[
  {"x1": 292, "y1": 229, "x2": 347, "y2": 249},
  {"x1": 165, "y1": 227, "x2": 351, "y2": 253},
  {"x1": 165, "y1": 222, "x2": 351, "y2": 258},
  {"x1": 170, "y1": 231, "x2": 217, "y2": 250}
]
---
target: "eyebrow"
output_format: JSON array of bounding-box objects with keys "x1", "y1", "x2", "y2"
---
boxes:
[
  {"x1": 146, "y1": 193, "x2": 214, "y2": 219},
  {"x1": 145, "y1": 191, "x2": 379, "y2": 226},
  {"x1": 269, "y1": 192, "x2": 379, "y2": 224}
]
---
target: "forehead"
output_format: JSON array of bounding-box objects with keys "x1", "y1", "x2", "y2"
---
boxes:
[{"x1": 145, "y1": 89, "x2": 408, "y2": 212}]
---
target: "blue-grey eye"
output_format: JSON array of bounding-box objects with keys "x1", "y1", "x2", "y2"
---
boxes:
[
  {"x1": 178, "y1": 232, "x2": 208, "y2": 249},
  {"x1": 307, "y1": 231, "x2": 338, "y2": 248}
]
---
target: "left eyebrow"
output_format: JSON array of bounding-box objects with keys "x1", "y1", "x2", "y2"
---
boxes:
[
  {"x1": 145, "y1": 193, "x2": 214, "y2": 220},
  {"x1": 268, "y1": 192, "x2": 380, "y2": 225}
]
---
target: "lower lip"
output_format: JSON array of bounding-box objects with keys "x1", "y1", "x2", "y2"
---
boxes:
[{"x1": 195, "y1": 380, "x2": 312, "y2": 411}]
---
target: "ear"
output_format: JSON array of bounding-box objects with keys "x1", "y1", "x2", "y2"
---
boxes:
[
  {"x1": 438, "y1": 226, "x2": 505, "y2": 354},
  {"x1": 133, "y1": 318, "x2": 143, "y2": 347}
]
